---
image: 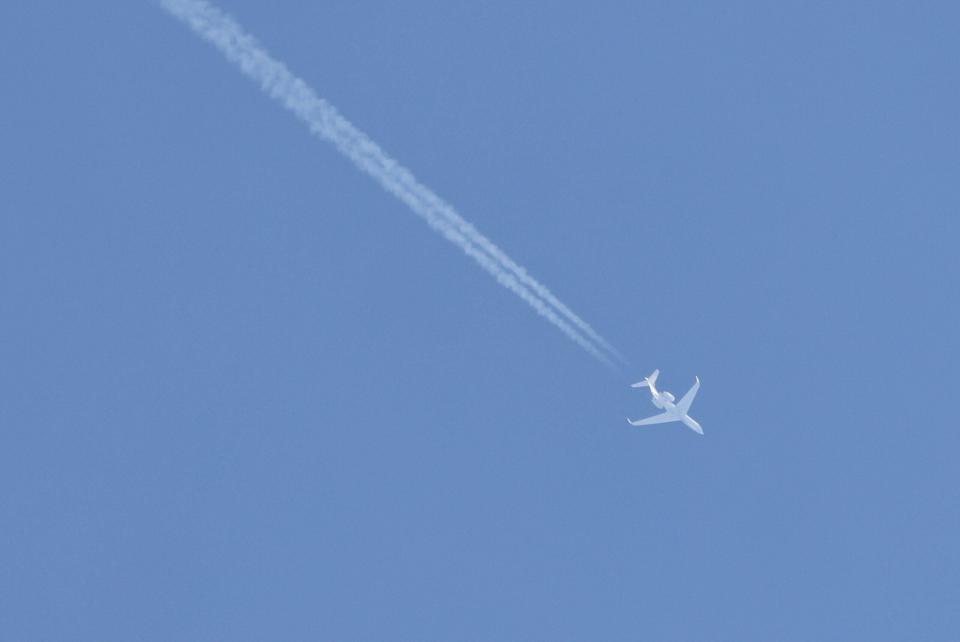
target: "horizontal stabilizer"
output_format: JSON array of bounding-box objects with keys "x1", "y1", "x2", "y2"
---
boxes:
[{"x1": 630, "y1": 369, "x2": 660, "y2": 388}]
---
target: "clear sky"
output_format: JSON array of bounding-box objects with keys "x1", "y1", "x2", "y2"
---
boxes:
[{"x1": 2, "y1": 1, "x2": 957, "y2": 639}]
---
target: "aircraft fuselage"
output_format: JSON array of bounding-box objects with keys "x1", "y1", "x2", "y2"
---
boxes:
[{"x1": 628, "y1": 370, "x2": 703, "y2": 434}]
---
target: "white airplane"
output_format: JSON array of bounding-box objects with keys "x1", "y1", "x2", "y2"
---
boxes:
[{"x1": 627, "y1": 369, "x2": 703, "y2": 435}]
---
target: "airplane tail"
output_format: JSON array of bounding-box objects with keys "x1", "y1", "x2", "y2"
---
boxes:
[{"x1": 630, "y1": 369, "x2": 660, "y2": 388}]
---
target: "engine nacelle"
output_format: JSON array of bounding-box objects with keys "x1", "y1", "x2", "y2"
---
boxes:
[{"x1": 654, "y1": 391, "x2": 675, "y2": 408}]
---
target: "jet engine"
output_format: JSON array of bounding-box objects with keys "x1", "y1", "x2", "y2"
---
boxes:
[{"x1": 654, "y1": 391, "x2": 675, "y2": 408}]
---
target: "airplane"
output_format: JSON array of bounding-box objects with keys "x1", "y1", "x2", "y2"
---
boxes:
[{"x1": 627, "y1": 369, "x2": 703, "y2": 435}]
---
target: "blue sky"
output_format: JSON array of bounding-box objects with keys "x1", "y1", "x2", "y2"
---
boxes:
[{"x1": 2, "y1": 1, "x2": 957, "y2": 639}]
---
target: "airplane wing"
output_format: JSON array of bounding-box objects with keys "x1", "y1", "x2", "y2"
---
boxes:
[
  {"x1": 627, "y1": 412, "x2": 674, "y2": 426},
  {"x1": 675, "y1": 376, "x2": 700, "y2": 415}
]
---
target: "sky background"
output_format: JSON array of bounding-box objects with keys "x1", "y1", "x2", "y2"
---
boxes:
[{"x1": 2, "y1": 1, "x2": 958, "y2": 639}]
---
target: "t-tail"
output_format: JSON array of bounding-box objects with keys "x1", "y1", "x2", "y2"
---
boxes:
[{"x1": 630, "y1": 369, "x2": 660, "y2": 389}]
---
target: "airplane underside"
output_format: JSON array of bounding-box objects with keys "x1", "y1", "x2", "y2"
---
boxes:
[{"x1": 628, "y1": 371, "x2": 703, "y2": 435}]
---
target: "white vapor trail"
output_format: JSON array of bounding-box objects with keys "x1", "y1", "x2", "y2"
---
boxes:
[{"x1": 159, "y1": 0, "x2": 621, "y2": 367}]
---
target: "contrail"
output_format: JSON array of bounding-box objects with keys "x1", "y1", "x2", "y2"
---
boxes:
[{"x1": 159, "y1": 0, "x2": 621, "y2": 367}]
